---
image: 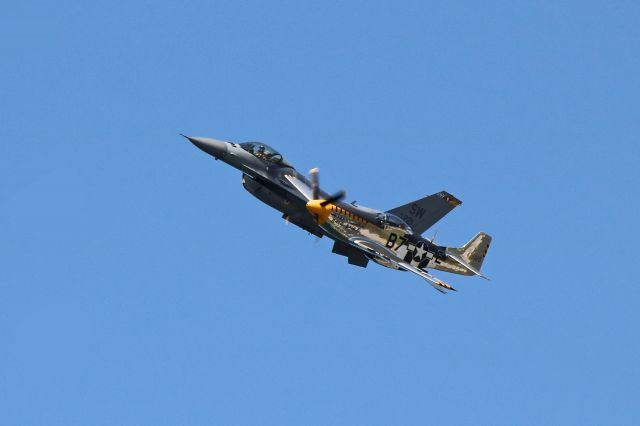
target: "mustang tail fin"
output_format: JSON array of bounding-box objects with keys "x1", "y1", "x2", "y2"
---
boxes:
[{"x1": 432, "y1": 232, "x2": 492, "y2": 278}]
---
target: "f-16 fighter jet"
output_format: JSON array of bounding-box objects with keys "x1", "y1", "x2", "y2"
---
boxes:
[{"x1": 184, "y1": 135, "x2": 491, "y2": 293}]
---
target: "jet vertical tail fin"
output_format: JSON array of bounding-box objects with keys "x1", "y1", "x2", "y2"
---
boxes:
[{"x1": 386, "y1": 191, "x2": 462, "y2": 235}]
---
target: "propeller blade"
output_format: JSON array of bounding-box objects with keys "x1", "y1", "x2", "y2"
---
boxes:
[
  {"x1": 320, "y1": 190, "x2": 346, "y2": 206},
  {"x1": 309, "y1": 168, "x2": 319, "y2": 200}
]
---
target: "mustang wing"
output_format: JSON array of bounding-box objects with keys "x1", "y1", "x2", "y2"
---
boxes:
[
  {"x1": 348, "y1": 237, "x2": 456, "y2": 293},
  {"x1": 394, "y1": 258, "x2": 457, "y2": 293}
]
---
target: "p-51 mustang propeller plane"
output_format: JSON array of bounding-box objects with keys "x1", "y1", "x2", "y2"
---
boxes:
[{"x1": 183, "y1": 135, "x2": 491, "y2": 293}]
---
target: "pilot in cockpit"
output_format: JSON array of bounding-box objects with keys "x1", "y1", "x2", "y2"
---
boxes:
[{"x1": 377, "y1": 213, "x2": 413, "y2": 234}]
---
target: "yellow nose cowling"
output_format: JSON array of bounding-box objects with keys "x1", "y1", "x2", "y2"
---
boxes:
[{"x1": 306, "y1": 200, "x2": 332, "y2": 224}]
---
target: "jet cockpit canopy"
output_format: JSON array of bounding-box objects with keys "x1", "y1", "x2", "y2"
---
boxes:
[{"x1": 240, "y1": 142, "x2": 293, "y2": 167}]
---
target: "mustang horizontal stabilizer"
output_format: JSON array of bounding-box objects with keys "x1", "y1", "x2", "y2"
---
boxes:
[
  {"x1": 387, "y1": 191, "x2": 461, "y2": 235},
  {"x1": 446, "y1": 251, "x2": 488, "y2": 279}
]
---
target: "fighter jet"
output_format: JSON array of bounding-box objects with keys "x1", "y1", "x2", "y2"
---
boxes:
[{"x1": 184, "y1": 135, "x2": 491, "y2": 292}]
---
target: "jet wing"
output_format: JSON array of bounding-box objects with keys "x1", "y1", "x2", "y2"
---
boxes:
[
  {"x1": 347, "y1": 237, "x2": 456, "y2": 293},
  {"x1": 243, "y1": 164, "x2": 270, "y2": 181},
  {"x1": 283, "y1": 174, "x2": 313, "y2": 201},
  {"x1": 387, "y1": 191, "x2": 462, "y2": 235}
]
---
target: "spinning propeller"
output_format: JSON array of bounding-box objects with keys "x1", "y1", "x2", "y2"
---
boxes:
[{"x1": 306, "y1": 168, "x2": 346, "y2": 224}]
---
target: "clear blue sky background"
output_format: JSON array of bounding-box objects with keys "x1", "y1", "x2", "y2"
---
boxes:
[{"x1": 2, "y1": 1, "x2": 639, "y2": 425}]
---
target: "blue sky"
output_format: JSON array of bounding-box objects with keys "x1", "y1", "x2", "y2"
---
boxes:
[{"x1": 1, "y1": 1, "x2": 639, "y2": 424}]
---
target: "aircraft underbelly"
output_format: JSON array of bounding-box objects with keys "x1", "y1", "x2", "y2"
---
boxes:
[{"x1": 242, "y1": 174, "x2": 323, "y2": 237}]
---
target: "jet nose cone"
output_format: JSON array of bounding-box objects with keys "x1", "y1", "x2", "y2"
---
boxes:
[{"x1": 181, "y1": 134, "x2": 229, "y2": 158}]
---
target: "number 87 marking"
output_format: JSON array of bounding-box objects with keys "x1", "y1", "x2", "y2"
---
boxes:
[{"x1": 386, "y1": 233, "x2": 407, "y2": 251}]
